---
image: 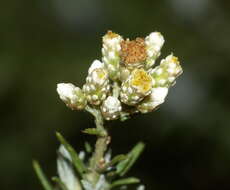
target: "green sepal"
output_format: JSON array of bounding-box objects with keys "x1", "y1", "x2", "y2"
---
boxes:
[
  {"x1": 52, "y1": 177, "x2": 68, "y2": 190},
  {"x1": 56, "y1": 132, "x2": 86, "y2": 177},
  {"x1": 116, "y1": 142, "x2": 145, "y2": 176},
  {"x1": 82, "y1": 128, "x2": 107, "y2": 136},
  {"x1": 110, "y1": 177, "x2": 140, "y2": 189},
  {"x1": 33, "y1": 160, "x2": 54, "y2": 190}
]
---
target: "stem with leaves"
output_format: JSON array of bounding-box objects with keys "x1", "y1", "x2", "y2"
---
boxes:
[{"x1": 83, "y1": 105, "x2": 109, "y2": 186}]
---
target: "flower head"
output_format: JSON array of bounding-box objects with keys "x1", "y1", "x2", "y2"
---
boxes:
[
  {"x1": 83, "y1": 60, "x2": 110, "y2": 105},
  {"x1": 120, "y1": 37, "x2": 147, "y2": 69},
  {"x1": 102, "y1": 31, "x2": 123, "y2": 80},
  {"x1": 120, "y1": 69, "x2": 152, "y2": 106},
  {"x1": 57, "y1": 83, "x2": 87, "y2": 110},
  {"x1": 150, "y1": 54, "x2": 182, "y2": 88}
]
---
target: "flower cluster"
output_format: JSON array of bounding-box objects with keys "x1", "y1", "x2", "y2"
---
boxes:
[{"x1": 57, "y1": 31, "x2": 183, "y2": 120}]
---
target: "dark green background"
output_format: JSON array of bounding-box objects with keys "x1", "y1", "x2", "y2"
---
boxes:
[{"x1": 1, "y1": 0, "x2": 230, "y2": 190}]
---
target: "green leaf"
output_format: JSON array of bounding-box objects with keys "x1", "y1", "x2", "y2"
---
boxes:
[
  {"x1": 116, "y1": 142, "x2": 145, "y2": 176},
  {"x1": 33, "y1": 160, "x2": 53, "y2": 190},
  {"x1": 109, "y1": 154, "x2": 127, "y2": 167},
  {"x1": 84, "y1": 141, "x2": 92, "y2": 153},
  {"x1": 52, "y1": 177, "x2": 68, "y2": 190},
  {"x1": 82, "y1": 128, "x2": 106, "y2": 136},
  {"x1": 99, "y1": 154, "x2": 127, "y2": 173},
  {"x1": 110, "y1": 177, "x2": 140, "y2": 188},
  {"x1": 56, "y1": 132, "x2": 86, "y2": 177}
]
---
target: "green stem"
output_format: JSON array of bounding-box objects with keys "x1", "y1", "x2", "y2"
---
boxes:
[
  {"x1": 85, "y1": 106, "x2": 110, "y2": 184},
  {"x1": 112, "y1": 81, "x2": 120, "y2": 98}
]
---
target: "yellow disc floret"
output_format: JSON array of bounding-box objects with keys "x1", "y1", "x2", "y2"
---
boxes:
[{"x1": 131, "y1": 69, "x2": 152, "y2": 95}]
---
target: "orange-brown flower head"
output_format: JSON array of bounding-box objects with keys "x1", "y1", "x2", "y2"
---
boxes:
[{"x1": 120, "y1": 38, "x2": 147, "y2": 69}]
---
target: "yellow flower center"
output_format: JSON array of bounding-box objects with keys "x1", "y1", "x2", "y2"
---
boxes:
[
  {"x1": 106, "y1": 30, "x2": 119, "y2": 39},
  {"x1": 131, "y1": 69, "x2": 152, "y2": 94},
  {"x1": 171, "y1": 56, "x2": 180, "y2": 65}
]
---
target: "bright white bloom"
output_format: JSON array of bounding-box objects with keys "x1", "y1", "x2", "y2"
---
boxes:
[
  {"x1": 145, "y1": 32, "x2": 165, "y2": 69},
  {"x1": 57, "y1": 83, "x2": 87, "y2": 110},
  {"x1": 138, "y1": 87, "x2": 168, "y2": 113},
  {"x1": 102, "y1": 31, "x2": 123, "y2": 80},
  {"x1": 101, "y1": 96, "x2": 122, "y2": 120}
]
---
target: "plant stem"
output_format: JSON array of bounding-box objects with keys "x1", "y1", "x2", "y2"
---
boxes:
[
  {"x1": 112, "y1": 81, "x2": 120, "y2": 98},
  {"x1": 85, "y1": 106, "x2": 110, "y2": 184}
]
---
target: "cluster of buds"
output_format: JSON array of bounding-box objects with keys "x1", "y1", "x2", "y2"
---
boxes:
[{"x1": 57, "y1": 30, "x2": 183, "y2": 120}]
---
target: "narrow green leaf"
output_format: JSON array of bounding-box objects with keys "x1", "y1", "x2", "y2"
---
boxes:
[
  {"x1": 116, "y1": 142, "x2": 145, "y2": 176},
  {"x1": 33, "y1": 160, "x2": 53, "y2": 190},
  {"x1": 56, "y1": 132, "x2": 86, "y2": 177},
  {"x1": 99, "y1": 154, "x2": 127, "y2": 172},
  {"x1": 84, "y1": 141, "x2": 92, "y2": 153},
  {"x1": 82, "y1": 128, "x2": 106, "y2": 136},
  {"x1": 109, "y1": 154, "x2": 127, "y2": 167},
  {"x1": 110, "y1": 177, "x2": 140, "y2": 188},
  {"x1": 52, "y1": 177, "x2": 68, "y2": 190},
  {"x1": 116, "y1": 159, "x2": 129, "y2": 174}
]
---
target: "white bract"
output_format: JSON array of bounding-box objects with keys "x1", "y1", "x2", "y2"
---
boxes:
[
  {"x1": 137, "y1": 87, "x2": 168, "y2": 113},
  {"x1": 88, "y1": 60, "x2": 105, "y2": 74},
  {"x1": 145, "y1": 32, "x2": 165, "y2": 68},
  {"x1": 145, "y1": 32, "x2": 165, "y2": 56}
]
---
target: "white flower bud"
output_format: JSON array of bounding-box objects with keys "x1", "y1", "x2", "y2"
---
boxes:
[
  {"x1": 145, "y1": 32, "x2": 165, "y2": 69},
  {"x1": 57, "y1": 83, "x2": 87, "y2": 110},
  {"x1": 102, "y1": 31, "x2": 123, "y2": 80},
  {"x1": 149, "y1": 54, "x2": 183, "y2": 88},
  {"x1": 83, "y1": 60, "x2": 110, "y2": 105},
  {"x1": 137, "y1": 87, "x2": 168, "y2": 113},
  {"x1": 101, "y1": 96, "x2": 122, "y2": 120}
]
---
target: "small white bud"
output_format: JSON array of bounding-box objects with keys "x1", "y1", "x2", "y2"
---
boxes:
[
  {"x1": 101, "y1": 96, "x2": 122, "y2": 120},
  {"x1": 57, "y1": 83, "x2": 76, "y2": 103},
  {"x1": 57, "y1": 83, "x2": 87, "y2": 110},
  {"x1": 145, "y1": 32, "x2": 165, "y2": 69}
]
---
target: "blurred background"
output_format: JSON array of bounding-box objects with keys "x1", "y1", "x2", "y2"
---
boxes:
[{"x1": 1, "y1": 0, "x2": 230, "y2": 189}]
